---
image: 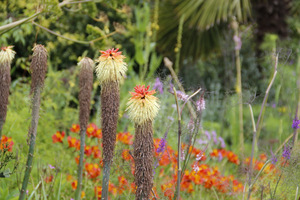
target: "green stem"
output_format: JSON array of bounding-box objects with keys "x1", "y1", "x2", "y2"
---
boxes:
[
  {"x1": 174, "y1": 14, "x2": 184, "y2": 74},
  {"x1": 19, "y1": 86, "x2": 41, "y2": 200},
  {"x1": 233, "y1": 20, "x2": 244, "y2": 153},
  {"x1": 172, "y1": 88, "x2": 181, "y2": 200},
  {"x1": 75, "y1": 127, "x2": 86, "y2": 200},
  {"x1": 255, "y1": 55, "x2": 278, "y2": 148},
  {"x1": 101, "y1": 161, "x2": 111, "y2": 200}
]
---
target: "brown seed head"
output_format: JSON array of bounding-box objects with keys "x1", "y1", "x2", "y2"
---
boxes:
[
  {"x1": 30, "y1": 44, "x2": 48, "y2": 91},
  {"x1": 78, "y1": 57, "x2": 94, "y2": 128}
]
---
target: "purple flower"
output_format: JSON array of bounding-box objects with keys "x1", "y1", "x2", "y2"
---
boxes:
[
  {"x1": 272, "y1": 103, "x2": 276, "y2": 108},
  {"x1": 157, "y1": 131, "x2": 168, "y2": 153},
  {"x1": 233, "y1": 35, "x2": 242, "y2": 50},
  {"x1": 218, "y1": 152, "x2": 223, "y2": 162},
  {"x1": 197, "y1": 139, "x2": 208, "y2": 145},
  {"x1": 282, "y1": 145, "x2": 291, "y2": 160},
  {"x1": 218, "y1": 137, "x2": 226, "y2": 148},
  {"x1": 153, "y1": 77, "x2": 164, "y2": 94},
  {"x1": 270, "y1": 149, "x2": 277, "y2": 164},
  {"x1": 49, "y1": 164, "x2": 55, "y2": 169},
  {"x1": 26, "y1": 190, "x2": 29, "y2": 195},
  {"x1": 188, "y1": 119, "x2": 194, "y2": 132},
  {"x1": 196, "y1": 97, "x2": 205, "y2": 111},
  {"x1": 181, "y1": 149, "x2": 185, "y2": 160},
  {"x1": 169, "y1": 90, "x2": 189, "y2": 101},
  {"x1": 211, "y1": 131, "x2": 218, "y2": 144},
  {"x1": 204, "y1": 131, "x2": 211, "y2": 140},
  {"x1": 168, "y1": 116, "x2": 174, "y2": 121},
  {"x1": 292, "y1": 119, "x2": 300, "y2": 129}
]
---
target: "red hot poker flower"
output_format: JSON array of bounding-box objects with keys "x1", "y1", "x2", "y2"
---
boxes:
[{"x1": 130, "y1": 85, "x2": 156, "y2": 99}]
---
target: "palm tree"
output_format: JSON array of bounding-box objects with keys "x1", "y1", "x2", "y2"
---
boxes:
[{"x1": 157, "y1": 0, "x2": 252, "y2": 62}]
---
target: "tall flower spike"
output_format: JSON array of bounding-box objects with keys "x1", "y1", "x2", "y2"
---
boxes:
[
  {"x1": 127, "y1": 85, "x2": 159, "y2": 125},
  {"x1": 20, "y1": 44, "x2": 47, "y2": 200},
  {"x1": 95, "y1": 48, "x2": 127, "y2": 85},
  {"x1": 75, "y1": 57, "x2": 94, "y2": 200},
  {"x1": 127, "y1": 85, "x2": 160, "y2": 200},
  {"x1": 96, "y1": 48, "x2": 127, "y2": 200},
  {"x1": 0, "y1": 46, "x2": 15, "y2": 137}
]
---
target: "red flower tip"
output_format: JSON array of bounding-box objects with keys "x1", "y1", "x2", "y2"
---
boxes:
[
  {"x1": 100, "y1": 48, "x2": 122, "y2": 59},
  {"x1": 130, "y1": 85, "x2": 156, "y2": 99}
]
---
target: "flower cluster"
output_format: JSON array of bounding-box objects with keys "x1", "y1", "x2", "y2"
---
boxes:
[
  {"x1": 0, "y1": 135, "x2": 14, "y2": 151},
  {"x1": 210, "y1": 149, "x2": 240, "y2": 165},
  {"x1": 127, "y1": 85, "x2": 159, "y2": 125}
]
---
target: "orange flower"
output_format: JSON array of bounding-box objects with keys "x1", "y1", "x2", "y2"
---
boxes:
[
  {"x1": 121, "y1": 149, "x2": 133, "y2": 161},
  {"x1": 94, "y1": 186, "x2": 102, "y2": 200},
  {"x1": 45, "y1": 175, "x2": 53, "y2": 183},
  {"x1": 84, "y1": 145, "x2": 92, "y2": 156},
  {"x1": 85, "y1": 163, "x2": 101, "y2": 178},
  {"x1": 81, "y1": 191, "x2": 85, "y2": 198},
  {"x1": 52, "y1": 131, "x2": 65, "y2": 143},
  {"x1": 117, "y1": 132, "x2": 133, "y2": 145},
  {"x1": 227, "y1": 151, "x2": 240, "y2": 165},
  {"x1": 94, "y1": 129, "x2": 102, "y2": 138},
  {"x1": 0, "y1": 135, "x2": 14, "y2": 151},
  {"x1": 67, "y1": 136, "x2": 80, "y2": 150},
  {"x1": 66, "y1": 174, "x2": 73, "y2": 181},
  {"x1": 71, "y1": 180, "x2": 77, "y2": 190},
  {"x1": 92, "y1": 146, "x2": 102, "y2": 159},
  {"x1": 109, "y1": 183, "x2": 117, "y2": 196},
  {"x1": 86, "y1": 123, "x2": 98, "y2": 137},
  {"x1": 70, "y1": 124, "x2": 80, "y2": 133}
]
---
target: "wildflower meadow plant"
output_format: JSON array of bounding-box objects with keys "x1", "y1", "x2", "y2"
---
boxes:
[
  {"x1": 19, "y1": 44, "x2": 48, "y2": 200},
  {"x1": 75, "y1": 57, "x2": 94, "y2": 200},
  {"x1": 127, "y1": 85, "x2": 159, "y2": 200},
  {"x1": 95, "y1": 48, "x2": 127, "y2": 199},
  {"x1": 0, "y1": 46, "x2": 15, "y2": 138}
]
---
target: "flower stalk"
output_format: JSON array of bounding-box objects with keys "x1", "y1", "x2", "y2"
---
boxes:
[
  {"x1": 75, "y1": 58, "x2": 94, "y2": 200},
  {"x1": 95, "y1": 48, "x2": 127, "y2": 200},
  {"x1": 127, "y1": 85, "x2": 159, "y2": 200},
  {"x1": 231, "y1": 18, "x2": 244, "y2": 153},
  {"x1": 19, "y1": 44, "x2": 47, "y2": 200},
  {"x1": 0, "y1": 46, "x2": 15, "y2": 139}
]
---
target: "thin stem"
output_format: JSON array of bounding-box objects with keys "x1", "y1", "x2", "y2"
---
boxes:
[
  {"x1": 0, "y1": 0, "x2": 99, "y2": 34},
  {"x1": 232, "y1": 18, "x2": 244, "y2": 153},
  {"x1": 173, "y1": 88, "x2": 181, "y2": 200},
  {"x1": 174, "y1": 14, "x2": 184, "y2": 74},
  {"x1": 256, "y1": 55, "x2": 278, "y2": 145},
  {"x1": 19, "y1": 86, "x2": 41, "y2": 200},
  {"x1": 33, "y1": 22, "x2": 117, "y2": 45},
  {"x1": 164, "y1": 57, "x2": 196, "y2": 119},
  {"x1": 273, "y1": 160, "x2": 288, "y2": 198},
  {"x1": 247, "y1": 104, "x2": 256, "y2": 200},
  {"x1": 295, "y1": 185, "x2": 299, "y2": 200},
  {"x1": 75, "y1": 126, "x2": 87, "y2": 200}
]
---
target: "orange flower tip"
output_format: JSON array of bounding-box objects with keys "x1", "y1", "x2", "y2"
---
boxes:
[
  {"x1": 0, "y1": 46, "x2": 15, "y2": 65},
  {"x1": 95, "y1": 48, "x2": 127, "y2": 84},
  {"x1": 126, "y1": 85, "x2": 159, "y2": 125}
]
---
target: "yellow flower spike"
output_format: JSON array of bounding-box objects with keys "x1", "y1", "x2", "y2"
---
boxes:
[
  {"x1": 0, "y1": 46, "x2": 16, "y2": 65},
  {"x1": 127, "y1": 85, "x2": 159, "y2": 125},
  {"x1": 95, "y1": 48, "x2": 127, "y2": 84}
]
